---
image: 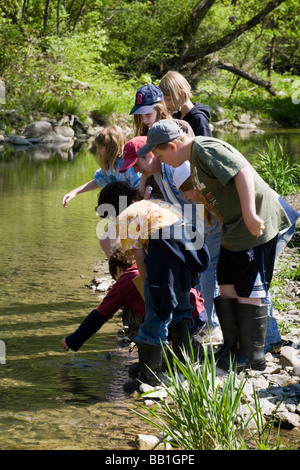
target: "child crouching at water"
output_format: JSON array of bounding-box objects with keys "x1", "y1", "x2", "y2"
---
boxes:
[
  {"x1": 61, "y1": 248, "x2": 207, "y2": 353},
  {"x1": 62, "y1": 125, "x2": 141, "y2": 258}
]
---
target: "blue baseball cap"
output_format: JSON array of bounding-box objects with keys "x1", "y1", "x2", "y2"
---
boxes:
[{"x1": 130, "y1": 84, "x2": 163, "y2": 115}]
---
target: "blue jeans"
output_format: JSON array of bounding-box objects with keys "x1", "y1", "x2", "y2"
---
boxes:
[
  {"x1": 135, "y1": 278, "x2": 194, "y2": 346},
  {"x1": 263, "y1": 223, "x2": 296, "y2": 349},
  {"x1": 197, "y1": 224, "x2": 221, "y2": 328}
]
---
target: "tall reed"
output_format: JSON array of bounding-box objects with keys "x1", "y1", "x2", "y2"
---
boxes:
[{"x1": 134, "y1": 343, "x2": 282, "y2": 450}]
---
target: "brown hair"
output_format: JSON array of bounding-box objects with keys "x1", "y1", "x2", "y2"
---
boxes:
[
  {"x1": 178, "y1": 176, "x2": 193, "y2": 192},
  {"x1": 95, "y1": 125, "x2": 126, "y2": 171},
  {"x1": 97, "y1": 181, "x2": 141, "y2": 217},
  {"x1": 159, "y1": 71, "x2": 192, "y2": 110},
  {"x1": 132, "y1": 101, "x2": 171, "y2": 136},
  {"x1": 108, "y1": 248, "x2": 135, "y2": 280},
  {"x1": 178, "y1": 175, "x2": 212, "y2": 226}
]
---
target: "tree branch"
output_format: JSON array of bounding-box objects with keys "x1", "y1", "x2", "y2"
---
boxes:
[
  {"x1": 175, "y1": 0, "x2": 217, "y2": 68},
  {"x1": 196, "y1": 0, "x2": 286, "y2": 59},
  {"x1": 211, "y1": 59, "x2": 279, "y2": 95}
]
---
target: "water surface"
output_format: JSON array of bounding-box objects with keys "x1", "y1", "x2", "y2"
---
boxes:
[{"x1": 0, "y1": 149, "x2": 148, "y2": 450}]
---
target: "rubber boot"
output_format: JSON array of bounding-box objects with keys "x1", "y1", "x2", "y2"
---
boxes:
[
  {"x1": 170, "y1": 319, "x2": 191, "y2": 363},
  {"x1": 191, "y1": 337, "x2": 204, "y2": 363},
  {"x1": 128, "y1": 361, "x2": 140, "y2": 378},
  {"x1": 234, "y1": 303, "x2": 268, "y2": 372},
  {"x1": 123, "y1": 342, "x2": 163, "y2": 392},
  {"x1": 213, "y1": 296, "x2": 238, "y2": 365}
]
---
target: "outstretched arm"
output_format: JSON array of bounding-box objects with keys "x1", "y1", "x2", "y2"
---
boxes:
[
  {"x1": 62, "y1": 179, "x2": 99, "y2": 207},
  {"x1": 61, "y1": 309, "x2": 108, "y2": 351}
]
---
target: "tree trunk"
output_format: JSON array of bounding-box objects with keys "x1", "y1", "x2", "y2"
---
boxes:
[
  {"x1": 43, "y1": 0, "x2": 52, "y2": 31},
  {"x1": 57, "y1": 0, "x2": 62, "y2": 35},
  {"x1": 268, "y1": 34, "x2": 277, "y2": 78},
  {"x1": 175, "y1": 0, "x2": 217, "y2": 69},
  {"x1": 72, "y1": 0, "x2": 87, "y2": 32}
]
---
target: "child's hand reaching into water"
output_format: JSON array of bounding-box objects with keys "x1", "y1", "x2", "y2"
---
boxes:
[{"x1": 61, "y1": 338, "x2": 70, "y2": 351}]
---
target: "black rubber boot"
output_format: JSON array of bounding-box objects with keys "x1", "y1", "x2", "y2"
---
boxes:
[
  {"x1": 170, "y1": 319, "x2": 191, "y2": 363},
  {"x1": 124, "y1": 342, "x2": 163, "y2": 392},
  {"x1": 213, "y1": 296, "x2": 238, "y2": 365},
  {"x1": 191, "y1": 338, "x2": 204, "y2": 362},
  {"x1": 128, "y1": 361, "x2": 140, "y2": 378},
  {"x1": 234, "y1": 303, "x2": 268, "y2": 372}
]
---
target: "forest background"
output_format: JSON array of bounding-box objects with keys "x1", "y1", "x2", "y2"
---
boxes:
[{"x1": 1, "y1": 0, "x2": 300, "y2": 129}]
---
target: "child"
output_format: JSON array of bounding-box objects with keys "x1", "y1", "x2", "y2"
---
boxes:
[
  {"x1": 97, "y1": 181, "x2": 209, "y2": 390},
  {"x1": 62, "y1": 125, "x2": 140, "y2": 208},
  {"x1": 136, "y1": 119, "x2": 293, "y2": 372},
  {"x1": 61, "y1": 247, "x2": 207, "y2": 355},
  {"x1": 130, "y1": 83, "x2": 194, "y2": 138},
  {"x1": 120, "y1": 134, "x2": 222, "y2": 341},
  {"x1": 61, "y1": 249, "x2": 144, "y2": 352},
  {"x1": 159, "y1": 70, "x2": 212, "y2": 137},
  {"x1": 130, "y1": 83, "x2": 194, "y2": 199},
  {"x1": 159, "y1": 72, "x2": 222, "y2": 340}
]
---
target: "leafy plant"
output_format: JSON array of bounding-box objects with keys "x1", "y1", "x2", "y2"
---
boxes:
[{"x1": 253, "y1": 137, "x2": 300, "y2": 195}]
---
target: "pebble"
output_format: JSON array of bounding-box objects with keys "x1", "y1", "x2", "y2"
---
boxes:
[{"x1": 136, "y1": 433, "x2": 172, "y2": 450}]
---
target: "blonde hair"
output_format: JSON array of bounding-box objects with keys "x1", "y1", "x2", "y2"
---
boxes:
[
  {"x1": 95, "y1": 125, "x2": 126, "y2": 171},
  {"x1": 133, "y1": 101, "x2": 171, "y2": 136},
  {"x1": 159, "y1": 71, "x2": 192, "y2": 110}
]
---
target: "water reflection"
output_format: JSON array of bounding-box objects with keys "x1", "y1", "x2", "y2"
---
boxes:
[
  {"x1": 2, "y1": 138, "x2": 87, "y2": 162},
  {"x1": 214, "y1": 128, "x2": 300, "y2": 163}
]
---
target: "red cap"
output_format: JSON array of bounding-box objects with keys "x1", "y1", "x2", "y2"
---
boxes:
[{"x1": 119, "y1": 136, "x2": 148, "y2": 173}]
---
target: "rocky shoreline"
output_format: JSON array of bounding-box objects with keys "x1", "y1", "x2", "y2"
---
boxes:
[
  {"x1": 0, "y1": 113, "x2": 102, "y2": 160},
  {"x1": 0, "y1": 108, "x2": 270, "y2": 161}
]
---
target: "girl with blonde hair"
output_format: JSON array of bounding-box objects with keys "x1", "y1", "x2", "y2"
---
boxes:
[
  {"x1": 159, "y1": 70, "x2": 212, "y2": 137},
  {"x1": 62, "y1": 125, "x2": 140, "y2": 207}
]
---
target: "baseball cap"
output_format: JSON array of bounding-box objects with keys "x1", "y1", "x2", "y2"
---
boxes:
[
  {"x1": 136, "y1": 119, "x2": 183, "y2": 156},
  {"x1": 130, "y1": 84, "x2": 163, "y2": 115},
  {"x1": 173, "y1": 161, "x2": 191, "y2": 189},
  {"x1": 119, "y1": 136, "x2": 147, "y2": 173}
]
